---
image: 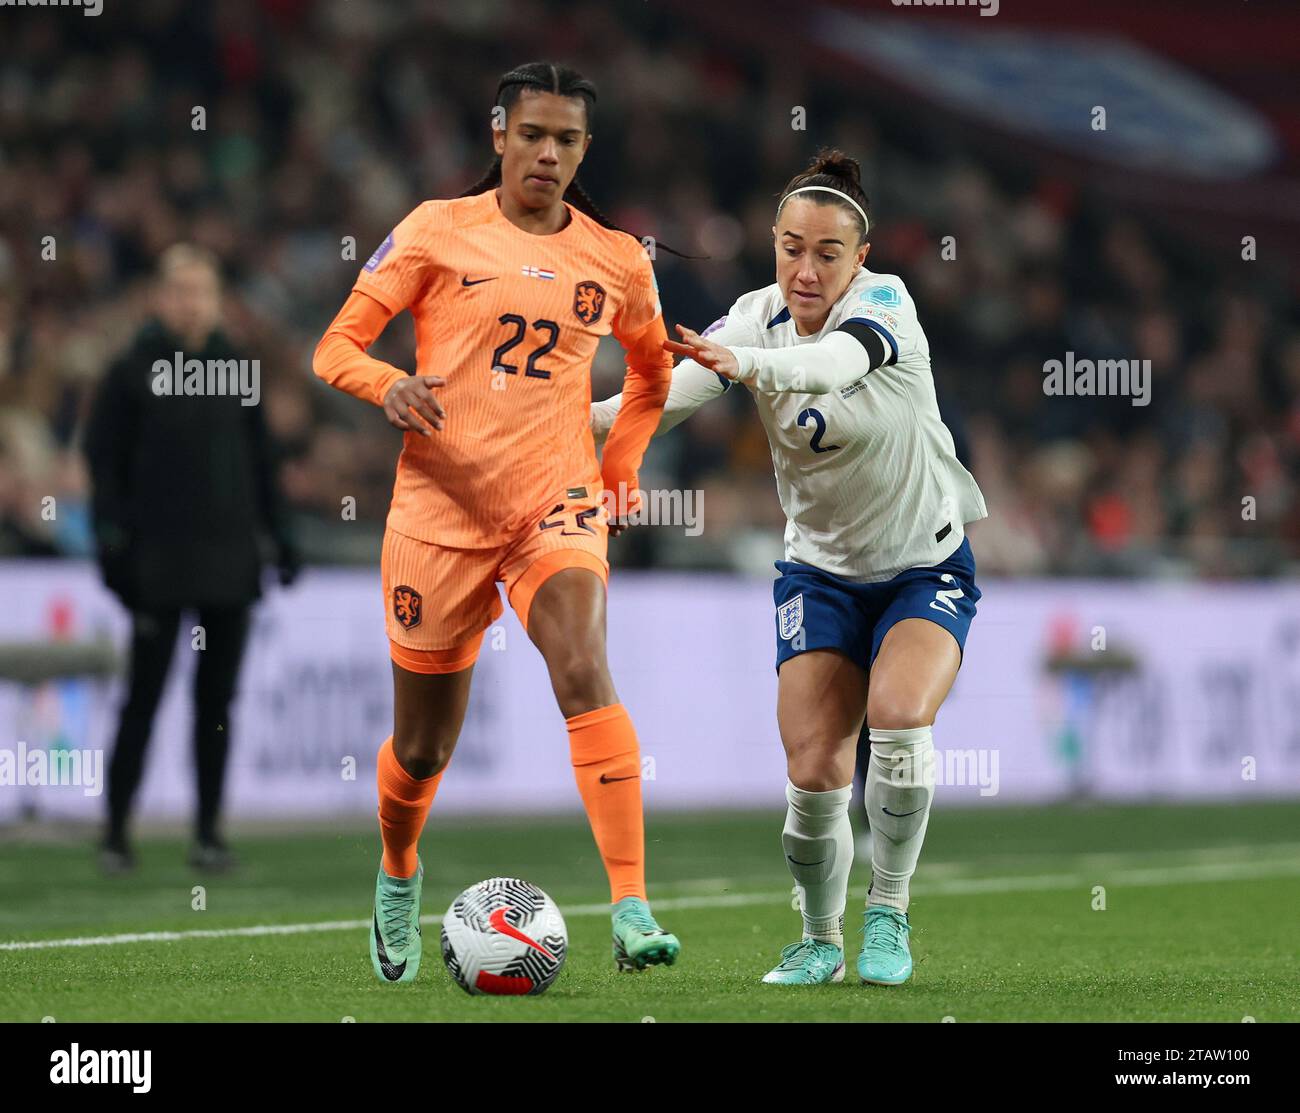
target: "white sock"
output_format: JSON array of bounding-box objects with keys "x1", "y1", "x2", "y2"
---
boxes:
[
  {"x1": 866, "y1": 725, "x2": 935, "y2": 912},
  {"x1": 782, "y1": 780, "x2": 853, "y2": 948}
]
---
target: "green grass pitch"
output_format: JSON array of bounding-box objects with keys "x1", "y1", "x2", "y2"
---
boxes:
[{"x1": 1, "y1": 802, "x2": 1297, "y2": 1022}]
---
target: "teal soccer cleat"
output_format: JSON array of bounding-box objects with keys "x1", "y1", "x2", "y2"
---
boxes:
[
  {"x1": 611, "y1": 896, "x2": 680, "y2": 971},
  {"x1": 857, "y1": 905, "x2": 913, "y2": 985},
  {"x1": 761, "y1": 938, "x2": 845, "y2": 985},
  {"x1": 369, "y1": 858, "x2": 423, "y2": 984}
]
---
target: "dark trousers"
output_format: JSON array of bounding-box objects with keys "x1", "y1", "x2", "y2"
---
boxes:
[{"x1": 106, "y1": 604, "x2": 251, "y2": 844}]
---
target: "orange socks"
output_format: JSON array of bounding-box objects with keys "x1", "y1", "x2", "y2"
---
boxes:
[
  {"x1": 377, "y1": 710, "x2": 644, "y2": 897},
  {"x1": 567, "y1": 703, "x2": 646, "y2": 902},
  {"x1": 376, "y1": 736, "x2": 444, "y2": 878}
]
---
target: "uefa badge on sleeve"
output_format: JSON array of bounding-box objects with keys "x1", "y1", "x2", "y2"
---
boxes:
[{"x1": 363, "y1": 232, "x2": 395, "y2": 273}]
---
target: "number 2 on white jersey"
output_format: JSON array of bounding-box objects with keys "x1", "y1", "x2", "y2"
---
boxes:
[{"x1": 796, "y1": 407, "x2": 840, "y2": 453}]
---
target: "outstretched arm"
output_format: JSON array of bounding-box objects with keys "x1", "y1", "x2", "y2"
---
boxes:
[
  {"x1": 668, "y1": 319, "x2": 889, "y2": 394},
  {"x1": 591, "y1": 356, "x2": 729, "y2": 448},
  {"x1": 591, "y1": 311, "x2": 754, "y2": 447},
  {"x1": 599, "y1": 313, "x2": 673, "y2": 515},
  {"x1": 597, "y1": 247, "x2": 683, "y2": 518}
]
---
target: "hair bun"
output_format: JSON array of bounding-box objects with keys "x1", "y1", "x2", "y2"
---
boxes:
[
  {"x1": 778, "y1": 147, "x2": 871, "y2": 242},
  {"x1": 805, "y1": 148, "x2": 863, "y2": 190}
]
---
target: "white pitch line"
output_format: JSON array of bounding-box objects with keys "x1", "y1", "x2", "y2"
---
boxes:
[
  {"x1": 0, "y1": 892, "x2": 773, "y2": 952},
  {"x1": 0, "y1": 919, "x2": 371, "y2": 951},
  {"x1": 3, "y1": 858, "x2": 1299, "y2": 952}
]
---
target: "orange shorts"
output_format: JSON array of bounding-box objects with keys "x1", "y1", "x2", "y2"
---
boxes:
[{"x1": 381, "y1": 495, "x2": 609, "y2": 674}]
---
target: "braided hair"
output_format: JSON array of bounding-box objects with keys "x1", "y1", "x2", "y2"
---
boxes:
[{"x1": 462, "y1": 61, "x2": 694, "y2": 258}]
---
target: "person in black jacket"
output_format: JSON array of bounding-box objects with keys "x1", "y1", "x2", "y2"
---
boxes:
[{"x1": 84, "y1": 244, "x2": 299, "y2": 873}]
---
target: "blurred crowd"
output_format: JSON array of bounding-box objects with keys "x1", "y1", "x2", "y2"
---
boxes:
[{"x1": 1, "y1": 0, "x2": 1296, "y2": 577}]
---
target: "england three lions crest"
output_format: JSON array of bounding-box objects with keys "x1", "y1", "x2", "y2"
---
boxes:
[
  {"x1": 777, "y1": 594, "x2": 804, "y2": 641},
  {"x1": 573, "y1": 280, "x2": 606, "y2": 325}
]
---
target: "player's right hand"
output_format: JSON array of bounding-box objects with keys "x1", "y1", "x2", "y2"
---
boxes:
[
  {"x1": 383, "y1": 375, "x2": 447, "y2": 435},
  {"x1": 664, "y1": 323, "x2": 740, "y2": 380}
]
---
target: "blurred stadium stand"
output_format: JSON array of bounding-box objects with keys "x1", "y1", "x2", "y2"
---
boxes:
[{"x1": 1, "y1": 0, "x2": 1297, "y2": 578}]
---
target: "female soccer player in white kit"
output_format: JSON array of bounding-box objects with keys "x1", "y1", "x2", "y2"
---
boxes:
[{"x1": 592, "y1": 149, "x2": 987, "y2": 986}]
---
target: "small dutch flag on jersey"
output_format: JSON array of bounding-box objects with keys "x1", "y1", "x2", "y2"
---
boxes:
[{"x1": 521, "y1": 266, "x2": 556, "y2": 280}]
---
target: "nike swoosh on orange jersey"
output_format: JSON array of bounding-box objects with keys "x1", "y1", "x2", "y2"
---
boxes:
[
  {"x1": 488, "y1": 907, "x2": 556, "y2": 959},
  {"x1": 461, "y1": 275, "x2": 498, "y2": 286}
]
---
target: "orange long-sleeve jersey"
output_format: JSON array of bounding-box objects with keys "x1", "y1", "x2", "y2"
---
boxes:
[{"x1": 313, "y1": 190, "x2": 673, "y2": 547}]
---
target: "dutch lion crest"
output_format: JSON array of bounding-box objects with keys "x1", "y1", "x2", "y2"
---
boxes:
[
  {"x1": 393, "y1": 585, "x2": 422, "y2": 630},
  {"x1": 573, "y1": 280, "x2": 606, "y2": 325}
]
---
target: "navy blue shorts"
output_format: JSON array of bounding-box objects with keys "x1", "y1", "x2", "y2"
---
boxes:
[{"x1": 773, "y1": 538, "x2": 982, "y2": 673}]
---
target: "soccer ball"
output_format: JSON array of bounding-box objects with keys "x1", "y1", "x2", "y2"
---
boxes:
[{"x1": 440, "y1": 877, "x2": 568, "y2": 996}]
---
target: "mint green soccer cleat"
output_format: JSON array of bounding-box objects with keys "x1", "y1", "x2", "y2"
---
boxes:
[
  {"x1": 369, "y1": 858, "x2": 423, "y2": 984},
  {"x1": 761, "y1": 938, "x2": 845, "y2": 985},
  {"x1": 857, "y1": 905, "x2": 912, "y2": 985},
  {"x1": 611, "y1": 896, "x2": 680, "y2": 971}
]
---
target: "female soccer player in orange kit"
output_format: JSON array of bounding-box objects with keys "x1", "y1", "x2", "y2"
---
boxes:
[{"x1": 313, "y1": 62, "x2": 680, "y2": 985}]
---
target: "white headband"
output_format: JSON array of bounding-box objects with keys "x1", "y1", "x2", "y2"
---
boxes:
[{"x1": 779, "y1": 185, "x2": 869, "y2": 236}]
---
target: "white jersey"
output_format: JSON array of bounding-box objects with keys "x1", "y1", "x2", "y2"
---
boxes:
[{"x1": 712, "y1": 268, "x2": 987, "y2": 581}]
